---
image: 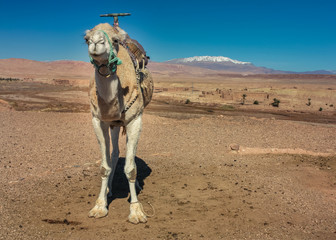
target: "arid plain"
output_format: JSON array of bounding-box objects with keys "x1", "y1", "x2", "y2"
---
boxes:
[{"x1": 0, "y1": 59, "x2": 335, "y2": 239}]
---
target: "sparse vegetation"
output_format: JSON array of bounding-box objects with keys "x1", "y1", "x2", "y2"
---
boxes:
[
  {"x1": 9, "y1": 101, "x2": 19, "y2": 108},
  {"x1": 221, "y1": 105, "x2": 235, "y2": 111},
  {"x1": 253, "y1": 100, "x2": 259, "y2": 105},
  {"x1": 271, "y1": 98, "x2": 280, "y2": 107},
  {"x1": 241, "y1": 94, "x2": 247, "y2": 105},
  {"x1": 0, "y1": 77, "x2": 19, "y2": 81},
  {"x1": 185, "y1": 99, "x2": 190, "y2": 104},
  {"x1": 319, "y1": 107, "x2": 323, "y2": 111},
  {"x1": 307, "y1": 98, "x2": 311, "y2": 106}
]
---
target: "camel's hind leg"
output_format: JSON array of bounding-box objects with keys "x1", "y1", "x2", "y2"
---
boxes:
[
  {"x1": 107, "y1": 126, "x2": 120, "y2": 197},
  {"x1": 124, "y1": 114, "x2": 147, "y2": 224},
  {"x1": 89, "y1": 117, "x2": 111, "y2": 218}
]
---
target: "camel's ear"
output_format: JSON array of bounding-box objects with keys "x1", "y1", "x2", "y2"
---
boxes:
[{"x1": 84, "y1": 30, "x2": 91, "y2": 40}]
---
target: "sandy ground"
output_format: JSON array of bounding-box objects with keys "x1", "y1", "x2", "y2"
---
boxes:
[
  {"x1": 0, "y1": 103, "x2": 336, "y2": 239},
  {"x1": 0, "y1": 78, "x2": 336, "y2": 239}
]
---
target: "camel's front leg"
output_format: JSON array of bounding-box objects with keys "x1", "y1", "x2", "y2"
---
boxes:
[
  {"x1": 125, "y1": 114, "x2": 147, "y2": 224},
  {"x1": 89, "y1": 117, "x2": 111, "y2": 218},
  {"x1": 107, "y1": 126, "x2": 120, "y2": 197}
]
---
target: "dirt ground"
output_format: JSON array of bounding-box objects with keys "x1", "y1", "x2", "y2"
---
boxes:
[{"x1": 0, "y1": 80, "x2": 336, "y2": 239}]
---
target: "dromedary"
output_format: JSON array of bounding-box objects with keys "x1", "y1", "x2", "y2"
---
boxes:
[{"x1": 84, "y1": 22, "x2": 153, "y2": 224}]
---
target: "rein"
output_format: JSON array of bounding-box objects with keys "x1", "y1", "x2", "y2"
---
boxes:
[{"x1": 89, "y1": 30, "x2": 122, "y2": 77}]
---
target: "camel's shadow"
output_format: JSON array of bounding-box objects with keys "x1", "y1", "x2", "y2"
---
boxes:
[{"x1": 107, "y1": 156, "x2": 152, "y2": 205}]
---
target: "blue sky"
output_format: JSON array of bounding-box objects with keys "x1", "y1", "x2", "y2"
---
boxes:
[{"x1": 0, "y1": 0, "x2": 335, "y2": 71}]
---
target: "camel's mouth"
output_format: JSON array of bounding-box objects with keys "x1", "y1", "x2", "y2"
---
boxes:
[
  {"x1": 90, "y1": 53, "x2": 103, "y2": 57},
  {"x1": 89, "y1": 48, "x2": 107, "y2": 56},
  {"x1": 89, "y1": 51, "x2": 109, "y2": 62}
]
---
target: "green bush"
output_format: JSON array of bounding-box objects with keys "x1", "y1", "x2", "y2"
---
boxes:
[
  {"x1": 271, "y1": 98, "x2": 280, "y2": 107},
  {"x1": 253, "y1": 100, "x2": 259, "y2": 105},
  {"x1": 241, "y1": 94, "x2": 247, "y2": 105}
]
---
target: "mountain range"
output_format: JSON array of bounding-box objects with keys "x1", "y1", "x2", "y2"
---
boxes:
[
  {"x1": 164, "y1": 56, "x2": 336, "y2": 75},
  {"x1": 0, "y1": 57, "x2": 335, "y2": 81}
]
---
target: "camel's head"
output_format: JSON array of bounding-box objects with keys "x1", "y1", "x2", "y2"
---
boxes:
[
  {"x1": 84, "y1": 25, "x2": 119, "y2": 64},
  {"x1": 84, "y1": 23, "x2": 128, "y2": 76}
]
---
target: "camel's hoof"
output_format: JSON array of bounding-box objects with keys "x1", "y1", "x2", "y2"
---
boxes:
[
  {"x1": 88, "y1": 204, "x2": 108, "y2": 218},
  {"x1": 128, "y1": 202, "x2": 147, "y2": 224}
]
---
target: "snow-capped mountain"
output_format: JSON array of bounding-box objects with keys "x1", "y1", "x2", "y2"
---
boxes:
[
  {"x1": 164, "y1": 56, "x2": 336, "y2": 74},
  {"x1": 168, "y1": 56, "x2": 251, "y2": 65},
  {"x1": 165, "y1": 56, "x2": 284, "y2": 74}
]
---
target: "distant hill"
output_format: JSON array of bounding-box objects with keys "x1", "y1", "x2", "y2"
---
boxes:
[
  {"x1": 0, "y1": 58, "x2": 93, "y2": 80},
  {"x1": 300, "y1": 70, "x2": 336, "y2": 75},
  {"x1": 0, "y1": 58, "x2": 247, "y2": 81},
  {"x1": 0, "y1": 58, "x2": 334, "y2": 83},
  {"x1": 147, "y1": 61, "x2": 234, "y2": 76}
]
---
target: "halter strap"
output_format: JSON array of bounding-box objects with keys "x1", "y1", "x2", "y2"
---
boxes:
[{"x1": 89, "y1": 30, "x2": 122, "y2": 75}]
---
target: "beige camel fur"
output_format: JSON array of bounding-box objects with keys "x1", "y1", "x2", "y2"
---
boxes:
[{"x1": 84, "y1": 23, "x2": 153, "y2": 224}]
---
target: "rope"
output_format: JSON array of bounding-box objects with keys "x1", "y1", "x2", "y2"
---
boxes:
[
  {"x1": 122, "y1": 60, "x2": 140, "y2": 114},
  {"x1": 132, "y1": 201, "x2": 156, "y2": 218},
  {"x1": 119, "y1": 40, "x2": 137, "y2": 70},
  {"x1": 122, "y1": 95, "x2": 138, "y2": 113},
  {"x1": 99, "y1": 30, "x2": 122, "y2": 70}
]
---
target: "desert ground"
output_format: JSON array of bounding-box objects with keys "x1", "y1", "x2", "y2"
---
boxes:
[{"x1": 0, "y1": 71, "x2": 336, "y2": 239}]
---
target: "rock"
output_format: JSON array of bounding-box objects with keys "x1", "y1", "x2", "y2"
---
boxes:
[{"x1": 230, "y1": 144, "x2": 240, "y2": 151}]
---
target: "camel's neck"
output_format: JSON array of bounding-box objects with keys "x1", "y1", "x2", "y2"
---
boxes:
[{"x1": 95, "y1": 71, "x2": 120, "y2": 103}]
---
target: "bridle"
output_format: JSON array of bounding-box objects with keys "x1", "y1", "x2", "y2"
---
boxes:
[{"x1": 89, "y1": 30, "x2": 122, "y2": 77}]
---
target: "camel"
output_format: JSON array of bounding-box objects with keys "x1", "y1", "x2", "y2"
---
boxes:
[{"x1": 84, "y1": 22, "x2": 153, "y2": 224}]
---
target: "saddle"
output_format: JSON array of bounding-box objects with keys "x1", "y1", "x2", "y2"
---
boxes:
[
  {"x1": 124, "y1": 38, "x2": 149, "y2": 69},
  {"x1": 114, "y1": 26, "x2": 153, "y2": 107},
  {"x1": 137, "y1": 67, "x2": 153, "y2": 108}
]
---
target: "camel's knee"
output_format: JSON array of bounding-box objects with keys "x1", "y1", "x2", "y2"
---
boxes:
[
  {"x1": 100, "y1": 166, "x2": 111, "y2": 178},
  {"x1": 124, "y1": 165, "x2": 137, "y2": 183}
]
